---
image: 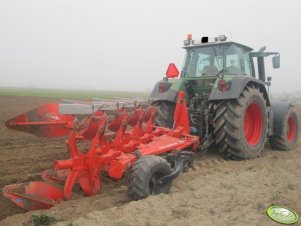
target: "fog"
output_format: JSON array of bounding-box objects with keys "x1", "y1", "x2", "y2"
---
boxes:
[{"x1": 0, "y1": 0, "x2": 300, "y2": 93}]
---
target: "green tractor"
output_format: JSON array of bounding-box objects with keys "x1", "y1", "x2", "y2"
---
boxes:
[{"x1": 150, "y1": 34, "x2": 299, "y2": 159}]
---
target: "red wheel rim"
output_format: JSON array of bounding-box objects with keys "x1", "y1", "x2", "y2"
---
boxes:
[
  {"x1": 244, "y1": 102, "x2": 263, "y2": 146},
  {"x1": 287, "y1": 115, "x2": 296, "y2": 142}
]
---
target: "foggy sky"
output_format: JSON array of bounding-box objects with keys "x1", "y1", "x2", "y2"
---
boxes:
[{"x1": 0, "y1": 0, "x2": 300, "y2": 93}]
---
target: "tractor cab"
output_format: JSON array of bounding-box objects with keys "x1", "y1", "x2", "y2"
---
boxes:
[
  {"x1": 151, "y1": 35, "x2": 280, "y2": 102},
  {"x1": 178, "y1": 34, "x2": 280, "y2": 80},
  {"x1": 181, "y1": 36, "x2": 254, "y2": 78}
]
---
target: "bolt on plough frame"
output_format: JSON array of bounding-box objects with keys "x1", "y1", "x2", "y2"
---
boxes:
[{"x1": 3, "y1": 91, "x2": 199, "y2": 211}]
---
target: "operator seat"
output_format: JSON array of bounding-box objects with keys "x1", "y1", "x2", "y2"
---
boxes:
[{"x1": 202, "y1": 65, "x2": 219, "y2": 76}]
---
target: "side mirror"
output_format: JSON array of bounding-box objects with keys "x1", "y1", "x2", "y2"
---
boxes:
[
  {"x1": 272, "y1": 55, "x2": 280, "y2": 69},
  {"x1": 166, "y1": 63, "x2": 179, "y2": 78}
]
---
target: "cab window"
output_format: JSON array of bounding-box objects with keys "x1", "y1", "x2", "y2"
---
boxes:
[
  {"x1": 184, "y1": 45, "x2": 223, "y2": 77},
  {"x1": 225, "y1": 44, "x2": 253, "y2": 76}
]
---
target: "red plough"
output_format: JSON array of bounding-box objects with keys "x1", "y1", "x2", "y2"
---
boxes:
[{"x1": 3, "y1": 92, "x2": 199, "y2": 211}]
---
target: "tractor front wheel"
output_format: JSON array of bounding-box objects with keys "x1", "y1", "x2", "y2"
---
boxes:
[
  {"x1": 214, "y1": 86, "x2": 268, "y2": 159},
  {"x1": 269, "y1": 106, "x2": 299, "y2": 150},
  {"x1": 128, "y1": 156, "x2": 172, "y2": 200}
]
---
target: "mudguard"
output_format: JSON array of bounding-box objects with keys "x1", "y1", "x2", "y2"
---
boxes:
[
  {"x1": 209, "y1": 75, "x2": 271, "y2": 106},
  {"x1": 270, "y1": 100, "x2": 295, "y2": 135},
  {"x1": 149, "y1": 81, "x2": 178, "y2": 103}
]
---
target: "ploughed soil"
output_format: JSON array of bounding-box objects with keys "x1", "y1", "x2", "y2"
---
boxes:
[{"x1": 0, "y1": 95, "x2": 300, "y2": 226}]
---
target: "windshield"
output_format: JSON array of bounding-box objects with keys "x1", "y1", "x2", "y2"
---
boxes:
[{"x1": 181, "y1": 43, "x2": 253, "y2": 77}]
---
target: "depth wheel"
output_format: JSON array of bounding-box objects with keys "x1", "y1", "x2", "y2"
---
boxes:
[
  {"x1": 213, "y1": 86, "x2": 268, "y2": 159},
  {"x1": 128, "y1": 156, "x2": 172, "y2": 200}
]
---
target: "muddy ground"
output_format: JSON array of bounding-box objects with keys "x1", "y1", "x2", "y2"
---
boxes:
[{"x1": 0, "y1": 95, "x2": 300, "y2": 226}]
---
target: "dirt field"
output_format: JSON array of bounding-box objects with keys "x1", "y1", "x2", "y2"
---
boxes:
[{"x1": 0, "y1": 96, "x2": 300, "y2": 226}]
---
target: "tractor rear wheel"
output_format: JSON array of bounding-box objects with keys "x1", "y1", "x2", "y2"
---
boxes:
[
  {"x1": 213, "y1": 86, "x2": 268, "y2": 159},
  {"x1": 269, "y1": 107, "x2": 299, "y2": 150},
  {"x1": 128, "y1": 156, "x2": 172, "y2": 200},
  {"x1": 152, "y1": 101, "x2": 175, "y2": 128}
]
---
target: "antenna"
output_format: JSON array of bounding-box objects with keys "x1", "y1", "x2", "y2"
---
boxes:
[{"x1": 228, "y1": 30, "x2": 233, "y2": 38}]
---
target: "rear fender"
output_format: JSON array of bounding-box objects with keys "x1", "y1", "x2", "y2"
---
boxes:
[
  {"x1": 209, "y1": 75, "x2": 271, "y2": 106},
  {"x1": 149, "y1": 81, "x2": 178, "y2": 103}
]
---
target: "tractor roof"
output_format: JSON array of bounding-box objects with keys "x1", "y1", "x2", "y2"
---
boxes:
[{"x1": 183, "y1": 35, "x2": 253, "y2": 51}]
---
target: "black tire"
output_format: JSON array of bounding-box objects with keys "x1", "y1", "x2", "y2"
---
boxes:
[
  {"x1": 269, "y1": 106, "x2": 299, "y2": 150},
  {"x1": 128, "y1": 156, "x2": 172, "y2": 200},
  {"x1": 152, "y1": 101, "x2": 175, "y2": 128},
  {"x1": 213, "y1": 86, "x2": 268, "y2": 159}
]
